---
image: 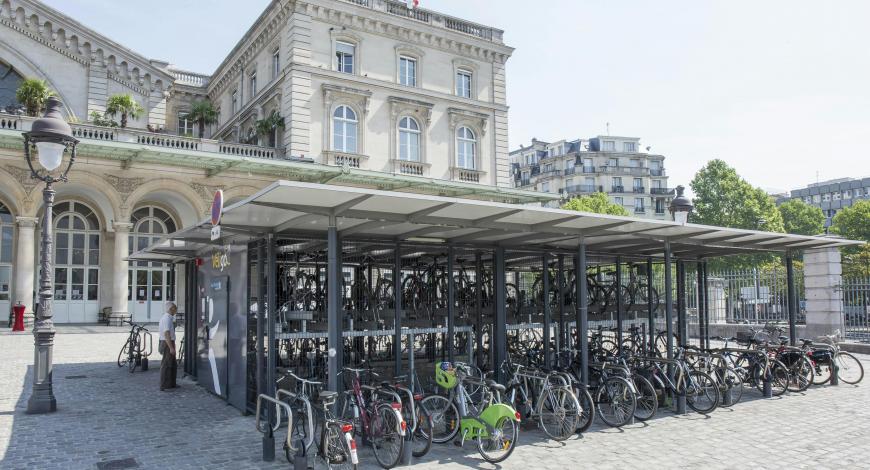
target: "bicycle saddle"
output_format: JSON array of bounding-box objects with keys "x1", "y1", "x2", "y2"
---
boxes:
[
  {"x1": 485, "y1": 380, "x2": 506, "y2": 393},
  {"x1": 318, "y1": 390, "x2": 338, "y2": 402}
]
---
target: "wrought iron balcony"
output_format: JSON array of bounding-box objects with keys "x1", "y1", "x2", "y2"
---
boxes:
[
  {"x1": 612, "y1": 185, "x2": 625, "y2": 193},
  {"x1": 650, "y1": 187, "x2": 673, "y2": 195},
  {"x1": 632, "y1": 186, "x2": 645, "y2": 194},
  {"x1": 565, "y1": 184, "x2": 597, "y2": 194}
]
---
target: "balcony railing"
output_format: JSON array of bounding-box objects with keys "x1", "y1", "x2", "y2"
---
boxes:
[
  {"x1": 565, "y1": 184, "x2": 597, "y2": 194},
  {"x1": 581, "y1": 166, "x2": 596, "y2": 173},
  {"x1": 650, "y1": 168, "x2": 665, "y2": 177},
  {"x1": 650, "y1": 187, "x2": 673, "y2": 195},
  {"x1": 635, "y1": 207, "x2": 647, "y2": 214},
  {"x1": 564, "y1": 167, "x2": 576, "y2": 176},
  {"x1": 324, "y1": 150, "x2": 369, "y2": 168},
  {"x1": 394, "y1": 160, "x2": 428, "y2": 176},
  {"x1": 340, "y1": 0, "x2": 503, "y2": 43},
  {"x1": 170, "y1": 69, "x2": 211, "y2": 87},
  {"x1": 601, "y1": 166, "x2": 650, "y2": 176},
  {"x1": 612, "y1": 186, "x2": 625, "y2": 193},
  {"x1": 655, "y1": 208, "x2": 666, "y2": 215},
  {"x1": 632, "y1": 186, "x2": 645, "y2": 194},
  {"x1": 453, "y1": 167, "x2": 485, "y2": 183},
  {"x1": 2, "y1": 113, "x2": 287, "y2": 160}
]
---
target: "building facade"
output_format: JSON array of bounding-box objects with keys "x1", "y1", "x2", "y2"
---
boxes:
[
  {"x1": 0, "y1": 0, "x2": 551, "y2": 325},
  {"x1": 780, "y1": 177, "x2": 870, "y2": 228},
  {"x1": 510, "y1": 136, "x2": 672, "y2": 218}
]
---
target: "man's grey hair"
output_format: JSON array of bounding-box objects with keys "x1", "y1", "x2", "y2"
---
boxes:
[{"x1": 165, "y1": 301, "x2": 177, "y2": 313}]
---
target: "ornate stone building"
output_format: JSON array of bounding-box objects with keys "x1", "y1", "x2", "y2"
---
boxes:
[{"x1": 0, "y1": 0, "x2": 550, "y2": 324}]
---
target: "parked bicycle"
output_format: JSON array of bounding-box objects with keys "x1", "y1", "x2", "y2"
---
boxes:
[{"x1": 117, "y1": 321, "x2": 152, "y2": 373}]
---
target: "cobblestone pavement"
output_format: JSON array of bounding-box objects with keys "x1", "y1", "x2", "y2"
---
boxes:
[{"x1": 2, "y1": 328, "x2": 869, "y2": 469}]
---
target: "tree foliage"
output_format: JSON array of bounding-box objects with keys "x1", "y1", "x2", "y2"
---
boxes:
[
  {"x1": 105, "y1": 94, "x2": 144, "y2": 128},
  {"x1": 15, "y1": 78, "x2": 54, "y2": 117},
  {"x1": 562, "y1": 192, "x2": 629, "y2": 216},
  {"x1": 186, "y1": 100, "x2": 218, "y2": 138},
  {"x1": 831, "y1": 200, "x2": 870, "y2": 277},
  {"x1": 690, "y1": 159, "x2": 784, "y2": 232},
  {"x1": 778, "y1": 199, "x2": 825, "y2": 236}
]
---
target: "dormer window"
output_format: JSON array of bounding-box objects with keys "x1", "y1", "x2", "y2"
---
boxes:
[
  {"x1": 336, "y1": 41, "x2": 355, "y2": 74},
  {"x1": 624, "y1": 142, "x2": 637, "y2": 152}
]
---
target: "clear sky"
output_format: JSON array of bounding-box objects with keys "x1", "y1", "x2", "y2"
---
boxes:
[{"x1": 41, "y1": 0, "x2": 870, "y2": 195}]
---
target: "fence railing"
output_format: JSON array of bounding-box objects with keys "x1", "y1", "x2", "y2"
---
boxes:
[{"x1": 841, "y1": 277, "x2": 870, "y2": 342}]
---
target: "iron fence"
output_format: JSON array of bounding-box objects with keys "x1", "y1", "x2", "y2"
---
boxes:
[{"x1": 841, "y1": 277, "x2": 870, "y2": 342}]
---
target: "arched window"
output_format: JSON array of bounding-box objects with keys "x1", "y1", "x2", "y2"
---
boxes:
[
  {"x1": 332, "y1": 105, "x2": 358, "y2": 153},
  {"x1": 398, "y1": 116, "x2": 420, "y2": 162},
  {"x1": 456, "y1": 126, "x2": 476, "y2": 170},
  {"x1": 128, "y1": 206, "x2": 178, "y2": 319},
  {"x1": 52, "y1": 201, "x2": 101, "y2": 302},
  {"x1": 0, "y1": 201, "x2": 13, "y2": 303}
]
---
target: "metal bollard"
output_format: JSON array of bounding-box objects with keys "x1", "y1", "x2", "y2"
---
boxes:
[
  {"x1": 721, "y1": 387, "x2": 733, "y2": 406},
  {"x1": 830, "y1": 357, "x2": 839, "y2": 386},
  {"x1": 762, "y1": 377, "x2": 773, "y2": 398},
  {"x1": 400, "y1": 436, "x2": 413, "y2": 465},
  {"x1": 293, "y1": 438, "x2": 307, "y2": 470},
  {"x1": 676, "y1": 394, "x2": 687, "y2": 414},
  {"x1": 141, "y1": 357, "x2": 149, "y2": 371},
  {"x1": 263, "y1": 434, "x2": 275, "y2": 462}
]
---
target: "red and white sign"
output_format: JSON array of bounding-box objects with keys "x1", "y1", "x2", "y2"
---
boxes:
[
  {"x1": 211, "y1": 190, "x2": 224, "y2": 226},
  {"x1": 406, "y1": 0, "x2": 419, "y2": 9}
]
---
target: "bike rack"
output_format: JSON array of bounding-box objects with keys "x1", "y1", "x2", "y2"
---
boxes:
[
  {"x1": 255, "y1": 394, "x2": 295, "y2": 462},
  {"x1": 276, "y1": 389, "x2": 315, "y2": 452}
]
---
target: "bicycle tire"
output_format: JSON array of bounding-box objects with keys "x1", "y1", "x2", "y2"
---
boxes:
[
  {"x1": 319, "y1": 422, "x2": 356, "y2": 470},
  {"x1": 420, "y1": 394, "x2": 459, "y2": 444},
  {"x1": 786, "y1": 355, "x2": 814, "y2": 392},
  {"x1": 411, "y1": 402, "x2": 433, "y2": 458},
  {"x1": 716, "y1": 366, "x2": 744, "y2": 406},
  {"x1": 476, "y1": 416, "x2": 518, "y2": 464},
  {"x1": 811, "y1": 355, "x2": 833, "y2": 385},
  {"x1": 117, "y1": 341, "x2": 130, "y2": 368},
  {"x1": 595, "y1": 376, "x2": 636, "y2": 428},
  {"x1": 685, "y1": 370, "x2": 719, "y2": 414},
  {"x1": 835, "y1": 352, "x2": 864, "y2": 384},
  {"x1": 575, "y1": 386, "x2": 595, "y2": 434},
  {"x1": 370, "y1": 403, "x2": 403, "y2": 469},
  {"x1": 632, "y1": 374, "x2": 658, "y2": 421},
  {"x1": 538, "y1": 387, "x2": 580, "y2": 441}
]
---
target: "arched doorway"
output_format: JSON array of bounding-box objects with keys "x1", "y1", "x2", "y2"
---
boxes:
[
  {"x1": 128, "y1": 206, "x2": 177, "y2": 322},
  {"x1": 0, "y1": 201, "x2": 13, "y2": 318},
  {"x1": 52, "y1": 201, "x2": 101, "y2": 323},
  {"x1": 0, "y1": 60, "x2": 25, "y2": 110}
]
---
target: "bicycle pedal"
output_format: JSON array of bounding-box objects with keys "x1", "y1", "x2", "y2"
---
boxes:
[{"x1": 453, "y1": 439, "x2": 463, "y2": 447}]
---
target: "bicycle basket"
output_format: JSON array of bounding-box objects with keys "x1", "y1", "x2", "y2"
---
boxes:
[{"x1": 435, "y1": 362, "x2": 457, "y2": 390}]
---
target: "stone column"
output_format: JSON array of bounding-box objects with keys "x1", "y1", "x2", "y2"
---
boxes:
[
  {"x1": 804, "y1": 247, "x2": 844, "y2": 338},
  {"x1": 108, "y1": 222, "x2": 132, "y2": 326},
  {"x1": 13, "y1": 217, "x2": 38, "y2": 327}
]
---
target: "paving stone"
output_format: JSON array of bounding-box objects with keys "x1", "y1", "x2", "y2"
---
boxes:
[{"x1": 1, "y1": 328, "x2": 869, "y2": 468}]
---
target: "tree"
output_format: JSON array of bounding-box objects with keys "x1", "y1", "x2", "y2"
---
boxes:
[
  {"x1": 778, "y1": 199, "x2": 825, "y2": 236},
  {"x1": 254, "y1": 110, "x2": 284, "y2": 146},
  {"x1": 105, "y1": 94, "x2": 144, "y2": 128},
  {"x1": 185, "y1": 100, "x2": 218, "y2": 138},
  {"x1": 690, "y1": 159, "x2": 784, "y2": 232},
  {"x1": 562, "y1": 192, "x2": 629, "y2": 216},
  {"x1": 15, "y1": 78, "x2": 54, "y2": 117},
  {"x1": 831, "y1": 202, "x2": 870, "y2": 278}
]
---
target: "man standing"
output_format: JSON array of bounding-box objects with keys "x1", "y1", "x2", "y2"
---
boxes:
[{"x1": 158, "y1": 302, "x2": 178, "y2": 391}]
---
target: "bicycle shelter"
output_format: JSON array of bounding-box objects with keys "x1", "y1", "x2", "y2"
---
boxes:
[{"x1": 133, "y1": 180, "x2": 861, "y2": 414}]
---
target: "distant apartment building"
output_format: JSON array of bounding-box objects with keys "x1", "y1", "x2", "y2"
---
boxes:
[
  {"x1": 510, "y1": 136, "x2": 672, "y2": 219},
  {"x1": 780, "y1": 177, "x2": 870, "y2": 228}
]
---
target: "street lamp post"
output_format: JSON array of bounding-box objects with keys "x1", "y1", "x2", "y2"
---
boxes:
[
  {"x1": 23, "y1": 96, "x2": 78, "y2": 414},
  {"x1": 669, "y1": 185, "x2": 693, "y2": 224}
]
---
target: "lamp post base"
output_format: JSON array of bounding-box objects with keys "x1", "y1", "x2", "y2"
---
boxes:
[{"x1": 26, "y1": 321, "x2": 57, "y2": 414}]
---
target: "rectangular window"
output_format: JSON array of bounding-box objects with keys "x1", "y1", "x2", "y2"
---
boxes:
[
  {"x1": 652, "y1": 179, "x2": 662, "y2": 189},
  {"x1": 633, "y1": 178, "x2": 643, "y2": 189},
  {"x1": 624, "y1": 142, "x2": 637, "y2": 152},
  {"x1": 608, "y1": 158, "x2": 618, "y2": 167},
  {"x1": 602, "y1": 140, "x2": 615, "y2": 151},
  {"x1": 542, "y1": 181, "x2": 550, "y2": 193},
  {"x1": 566, "y1": 178, "x2": 573, "y2": 187},
  {"x1": 614, "y1": 197, "x2": 624, "y2": 206},
  {"x1": 613, "y1": 177, "x2": 623, "y2": 187},
  {"x1": 566, "y1": 159, "x2": 575, "y2": 169},
  {"x1": 0, "y1": 267, "x2": 10, "y2": 301},
  {"x1": 0, "y1": 226, "x2": 12, "y2": 263},
  {"x1": 336, "y1": 41, "x2": 355, "y2": 74},
  {"x1": 635, "y1": 198, "x2": 644, "y2": 210},
  {"x1": 272, "y1": 49, "x2": 280, "y2": 79},
  {"x1": 399, "y1": 56, "x2": 417, "y2": 86},
  {"x1": 456, "y1": 70, "x2": 472, "y2": 98},
  {"x1": 177, "y1": 113, "x2": 194, "y2": 136},
  {"x1": 585, "y1": 177, "x2": 595, "y2": 187},
  {"x1": 650, "y1": 160, "x2": 661, "y2": 170},
  {"x1": 844, "y1": 189, "x2": 851, "y2": 199},
  {"x1": 231, "y1": 90, "x2": 238, "y2": 114},
  {"x1": 249, "y1": 71, "x2": 257, "y2": 98},
  {"x1": 629, "y1": 159, "x2": 640, "y2": 168}
]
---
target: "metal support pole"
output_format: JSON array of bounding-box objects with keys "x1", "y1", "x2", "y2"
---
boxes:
[
  {"x1": 447, "y1": 245, "x2": 455, "y2": 362},
  {"x1": 264, "y1": 234, "x2": 277, "y2": 461},
  {"x1": 27, "y1": 183, "x2": 57, "y2": 414},
  {"x1": 327, "y1": 224, "x2": 342, "y2": 392},
  {"x1": 676, "y1": 260, "x2": 687, "y2": 347},
  {"x1": 542, "y1": 253, "x2": 551, "y2": 368},
  {"x1": 494, "y1": 247, "x2": 507, "y2": 382},
  {"x1": 786, "y1": 253, "x2": 797, "y2": 346},
  {"x1": 394, "y1": 243, "x2": 403, "y2": 377},
  {"x1": 615, "y1": 256, "x2": 624, "y2": 346},
  {"x1": 475, "y1": 251, "x2": 483, "y2": 368},
  {"x1": 646, "y1": 257, "x2": 655, "y2": 355},
  {"x1": 702, "y1": 261, "x2": 710, "y2": 349},
  {"x1": 697, "y1": 261, "x2": 705, "y2": 350},
  {"x1": 556, "y1": 255, "x2": 571, "y2": 351},
  {"x1": 577, "y1": 241, "x2": 589, "y2": 386},
  {"x1": 256, "y1": 241, "x2": 266, "y2": 398}
]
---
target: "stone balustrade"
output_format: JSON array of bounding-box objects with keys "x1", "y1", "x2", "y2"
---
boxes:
[
  {"x1": 395, "y1": 160, "x2": 427, "y2": 176},
  {"x1": 170, "y1": 69, "x2": 211, "y2": 87},
  {"x1": 324, "y1": 150, "x2": 368, "y2": 168},
  {"x1": 342, "y1": 0, "x2": 504, "y2": 43}
]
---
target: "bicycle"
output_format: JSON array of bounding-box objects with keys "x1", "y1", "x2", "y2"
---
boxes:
[
  {"x1": 276, "y1": 371, "x2": 359, "y2": 469},
  {"x1": 503, "y1": 360, "x2": 581, "y2": 441},
  {"x1": 338, "y1": 366, "x2": 406, "y2": 469},
  {"x1": 117, "y1": 321, "x2": 152, "y2": 373},
  {"x1": 422, "y1": 362, "x2": 520, "y2": 464},
  {"x1": 635, "y1": 347, "x2": 720, "y2": 414},
  {"x1": 800, "y1": 334, "x2": 864, "y2": 385}
]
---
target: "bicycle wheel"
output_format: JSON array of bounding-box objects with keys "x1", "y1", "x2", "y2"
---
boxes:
[
  {"x1": 835, "y1": 352, "x2": 864, "y2": 384},
  {"x1": 420, "y1": 395, "x2": 459, "y2": 444},
  {"x1": 476, "y1": 416, "x2": 518, "y2": 464},
  {"x1": 320, "y1": 422, "x2": 356, "y2": 470},
  {"x1": 632, "y1": 375, "x2": 658, "y2": 421},
  {"x1": 409, "y1": 401, "x2": 433, "y2": 458},
  {"x1": 685, "y1": 371, "x2": 719, "y2": 414},
  {"x1": 786, "y1": 355, "x2": 814, "y2": 392},
  {"x1": 716, "y1": 366, "x2": 744, "y2": 406},
  {"x1": 812, "y1": 355, "x2": 833, "y2": 385},
  {"x1": 538, "y1": 387, "x2": 580, "y2": 441},
  {"x1": 370, "y1": 403, "x2": 403, "y2": 469},
  {"x1": 575, "y1": 386, "x2": 595, "y2": 434},
  {"x1": 595, "y1": 376, "x2": 636, "y2": 428},
  {"x1": 755, "y1": 360, "x2": 788, "y2": 396},
  {"x1": 117, "y1": 341, "x2": 130, "y2": 367}
]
